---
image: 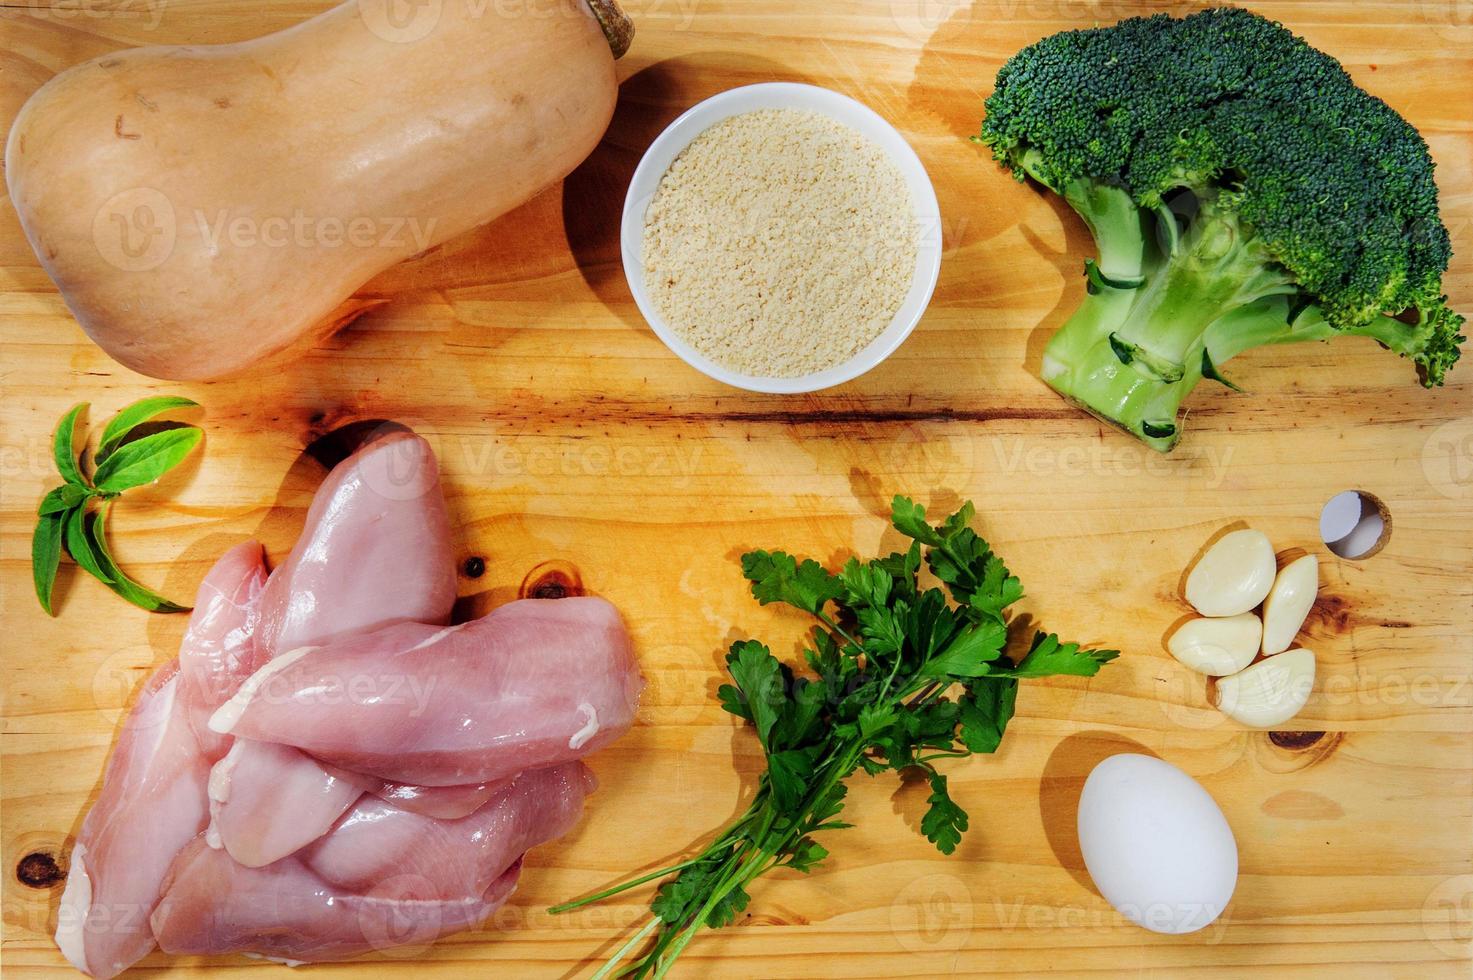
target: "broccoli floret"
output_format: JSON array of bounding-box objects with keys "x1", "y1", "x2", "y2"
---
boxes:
[{"x1": 977, "y1": 7, "x2": 1465, "y2": 451}]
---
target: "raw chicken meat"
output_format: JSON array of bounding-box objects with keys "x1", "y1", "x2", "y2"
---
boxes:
[
  {"x1": 175, "y1": 541, "x2": 268, "y2": 763},
  {"x1": 153, "y1": 764, "x2": 592, "y2": 961},
  {"x1": 208, "y1": 431, "x2": 458, "y2": 865},
  {"x1": 151, "y1": 841, "x2": 523, "y2": 963},
  {"x1": 343, "y1": 770, "x2": 520, "y2": 820},
  {"x1": 57, "y1": 542, "x2": 266, "y2": 979},
  {"x1": 56, "y1": 666, "x2": 205, "y2": 980},
  {"x1": 304, "y1": 764, "x2": 593, "y2": 894},
  {"x1": 58, "y1": 431, "x2": 641, "y2": 976},
  {"x1": 207, "y1": 740, "x2": 368, "y2": 867},
  {"x1": 256, "y1": 429, "x2": 457, "y2": 654},
  {"x1": 212, "y1": 597, "x2": 642, "y2": 786}
]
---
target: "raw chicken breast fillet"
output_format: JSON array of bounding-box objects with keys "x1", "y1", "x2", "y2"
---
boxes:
[
  {"x1": 56, "y1": 429, "x2": 640, "y2": 976},
  {"x1": 213, "y1": 597, "x2": 643, "y2": 786}
]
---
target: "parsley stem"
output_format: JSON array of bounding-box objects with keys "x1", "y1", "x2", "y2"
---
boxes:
[
  {"x1": 589, "y1": 916, "x2": 661, "y2": 980},
  {"x1": 548, "y1": 856, "x2": 708, "y2": 914},
  {"x1": 813, "y1": 609, "x2": 860, "y2": 652},
  {"x1": 654, "y1": 845, "x2": 766, "y2": 979},
  {"x1": 916, "y1": 750, "x2": 970, "y2": 764}
]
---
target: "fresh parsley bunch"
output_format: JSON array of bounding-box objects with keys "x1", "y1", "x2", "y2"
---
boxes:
[
  {"x1": 32, "y1": 397, "x2": 202, "y2": 615},
  {"x1": 552, "y1": 496, "x2": 1118, "y2": 977}
]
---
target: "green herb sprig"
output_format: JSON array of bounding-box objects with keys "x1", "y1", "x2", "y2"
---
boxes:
[
  {"x1": 550, "y1": 496, "x2": 1118, "y2": 978},
  {"x1": 32, "y1": 397, "x2": 202, "y2": 615}
]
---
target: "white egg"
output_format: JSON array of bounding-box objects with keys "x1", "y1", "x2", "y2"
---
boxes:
[{"x1": 1076, "y1": 754, "x2": 1237, "y2": 935}]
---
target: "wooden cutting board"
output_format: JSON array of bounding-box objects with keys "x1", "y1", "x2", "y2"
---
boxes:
[{"x1": 3, "y1": 0, "x2": 1471, "y2": 976}]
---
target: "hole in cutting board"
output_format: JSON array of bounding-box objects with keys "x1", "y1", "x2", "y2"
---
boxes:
[{"x1": 1319, "y1": 490, "x2": 1390, "y2": 559}]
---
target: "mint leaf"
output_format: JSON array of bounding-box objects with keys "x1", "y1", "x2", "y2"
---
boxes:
[
  {"x1": 52, "y1": 403, "x2": 88, "y2": 487},
  {"x1": 88, "y1": 507, "x2": 189, "y2": 613},
  {"x1": 97, "y1": 396, "x2": 199, "y2": 463},
  {"x1": 38, "y1": 486, "x2": 84, "y2": 516},
  {"x1": 32, "y1": 512, "x2": 64, "y2": 615},
  {"x1": 741, "y1": 550, "x2": 842, "y2": 614},
  {"x1": 63, "y1": 507, "x2": 113, "y2": 585},
  {"x1": 93, "y1": 426, "x2": 202, "y2": 493}
]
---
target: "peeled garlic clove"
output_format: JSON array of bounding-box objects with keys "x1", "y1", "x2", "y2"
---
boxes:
[
  {"x1": 1214, "y1": 648, "x2": 1315, "y2": 728},
  {"x1": 1261, "y1": 554, "x2": 1318, "y2": 655},
  {"x1": 1185, "y1": 529, "x2": 1276, "y2": 617},
  {"x1": 1167, "y1": 614, "x2": 1262, "y2": 676}
]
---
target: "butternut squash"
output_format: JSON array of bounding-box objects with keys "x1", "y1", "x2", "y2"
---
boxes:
[{"x1": 5, "y1": 0, "x2": 632, "y2": 380}]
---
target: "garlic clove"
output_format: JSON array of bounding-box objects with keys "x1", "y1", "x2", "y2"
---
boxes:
[
  {"x1": 1213, "y1": 648, "x2": 1315, "y2": 728},
  {"x1": 1185, "y1": 529, "x2": 1277, "y2": 617},
  {"x1": 1167, "y1": 614, "x2": 1262, "y2": 676},
  {"x1": 1261, "y1": 554, "x2": 1318, "y2": 655}
]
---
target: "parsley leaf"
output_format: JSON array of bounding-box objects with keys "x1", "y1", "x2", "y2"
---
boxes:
[
  {"x1": 997, "y1": 631, "x2": 1121, "y2": 678},
  {"x1": 719, "y1": 640, "x2": 784, "y2": 748},
  {"x1": 890, "y1": 496, "x2": 944, "y2": 546},
  {"x1": 922, "y1": 619, "x2": 1009, "y2": 679},
  {"x1": 553, "y1": 496, "x2": 1118, "y2": 976},
  {"x1": 768, "y1": 748, "x2": 816, "y2": 813},
  {"x1": 786, "y1": 837, "x2": 829, "y2": 873},
  {"x1": 742, "y1": 550, "x2": 843, "y2": 614},
  {"x1": 920, "y1": 771, "x2": 969, "y2": 855},
  {"x1": 959, "y1": 678, "x2": 1018, "y2": 753}
]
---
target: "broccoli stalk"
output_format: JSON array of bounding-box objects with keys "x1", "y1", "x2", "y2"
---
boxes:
[
  {"x1": 979, "y1": 8, "x2": 1465, "y2": 451},
  {"x1": 1042, "y1": 190, "x2": 1298, "y2": 449}
]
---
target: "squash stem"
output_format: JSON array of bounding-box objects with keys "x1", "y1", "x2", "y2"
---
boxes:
[{"x1": 584, "y1": 0, "x2": 634, "y2": 59}]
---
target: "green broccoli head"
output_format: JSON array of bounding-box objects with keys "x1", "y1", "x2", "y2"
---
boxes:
[{"x1": 978, "y1": 7, "x2": 1465, "y2": 450}]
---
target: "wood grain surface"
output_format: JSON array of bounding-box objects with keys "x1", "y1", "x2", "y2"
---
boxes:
[{"x1": 3, "y1": 0, "x2": 1472, "y2": 976}]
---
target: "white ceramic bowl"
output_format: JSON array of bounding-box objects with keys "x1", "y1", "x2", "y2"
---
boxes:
[{"x1": 621, "y1": 82, "x2": 943, "y2": 394}]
